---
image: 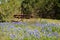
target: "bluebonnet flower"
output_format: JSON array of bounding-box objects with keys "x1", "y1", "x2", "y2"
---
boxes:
[
  {"x1": 35, "y1": 23, "x2": 41, "y2": 27},
  {"x1": 27, "y1": 30, "x2": 34, "y2": 35},
  {"x1": 6, "y1": 25, "x2": 15, "y2": 32},
  {"x1": 55, "y1": 24, "x2": 60, "y2": 27},
  {"x1": 0, "y1": 23, "x2": 6, "y2": 27},
  {"x1": 9, "y1": 25, "x2": 15, "y2": 28},
  {"x1": 22, "y1": 22, "x2": 27, "y2": 25},
  {"x1": 47, "y1": 27, "x2": 52, "y2": 32},
  {"x1": 47, "y1": 33, "x2": 53, "y2": 37},
  {"x1": 33, "y1": 30, "x2": 40, "y2": 38},
  {"x1": 15, "y1": 27, "x2": 23, "y2": 32},
  {"x1": 50, "y1": 23, "x2": 57, "y2": 27},
  {"x1": 12, "y1": 22, "x2": 23, "y2": 24},
  {"x1": 52, "y1": 32, "x2": 59, "y2": 37},
  {"x1": 10, "y1": 33, "x2": 16, "y2": 39},
  {"x1": 41, "y1": 29, "x2": 46, "y2": 33},
  {"x1": 17, "y1": 27, "x2": 22, "y2": 30}
]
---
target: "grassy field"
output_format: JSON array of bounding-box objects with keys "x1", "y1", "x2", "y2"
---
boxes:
[{"x1": 0, "y1": 18, "x2": 60, "y2": 40}]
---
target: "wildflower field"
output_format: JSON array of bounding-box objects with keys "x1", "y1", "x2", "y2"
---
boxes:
[{"x1": 0, "y1": 19, "x2": 60, "y2": 40}]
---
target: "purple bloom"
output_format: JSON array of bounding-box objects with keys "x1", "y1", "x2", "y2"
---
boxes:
[
  {"x1": 10, "y1": 34, "x2": 16, "y2": 39},
  {"x1": 15, "y1": 27, "x2": 23, "y2": 32},
  {"x1": 9, "y1": 25, "x2": 15, "y2": 28},
  {"x1": 52, "y1": 32, "x2": 59, "y2": 36},
  {"x1": 34, "y1": 30, "x2": 40, "y2": 38},
  {"x1": 27, "y1": 30, "x2": 34, "y2": 35},
  {"x1": 47, "y1": 33, "x2": 53, "y2": 37},
  {"x1": 12, "y1": 22, "x2": 22, "y2": 24}
]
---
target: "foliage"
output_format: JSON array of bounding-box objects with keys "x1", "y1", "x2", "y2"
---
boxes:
[
  {"x1": 0, "y1": 0, "x2": 60, "y2": 22},
  {"x1": 21, "y1": 0, "x2": 60, "y2": 19},
  {"x1": 0, "y1": 0, "x2": 23, "y2": 22}
]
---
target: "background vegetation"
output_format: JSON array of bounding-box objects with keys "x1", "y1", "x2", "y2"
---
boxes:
[{"x1": 0, "y1": 0, "x2": 60, "y2": 22}]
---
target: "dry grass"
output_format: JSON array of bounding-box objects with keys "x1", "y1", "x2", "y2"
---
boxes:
[{"x1": 11, "y1": 18, "x2": 60, "y2": 24}]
